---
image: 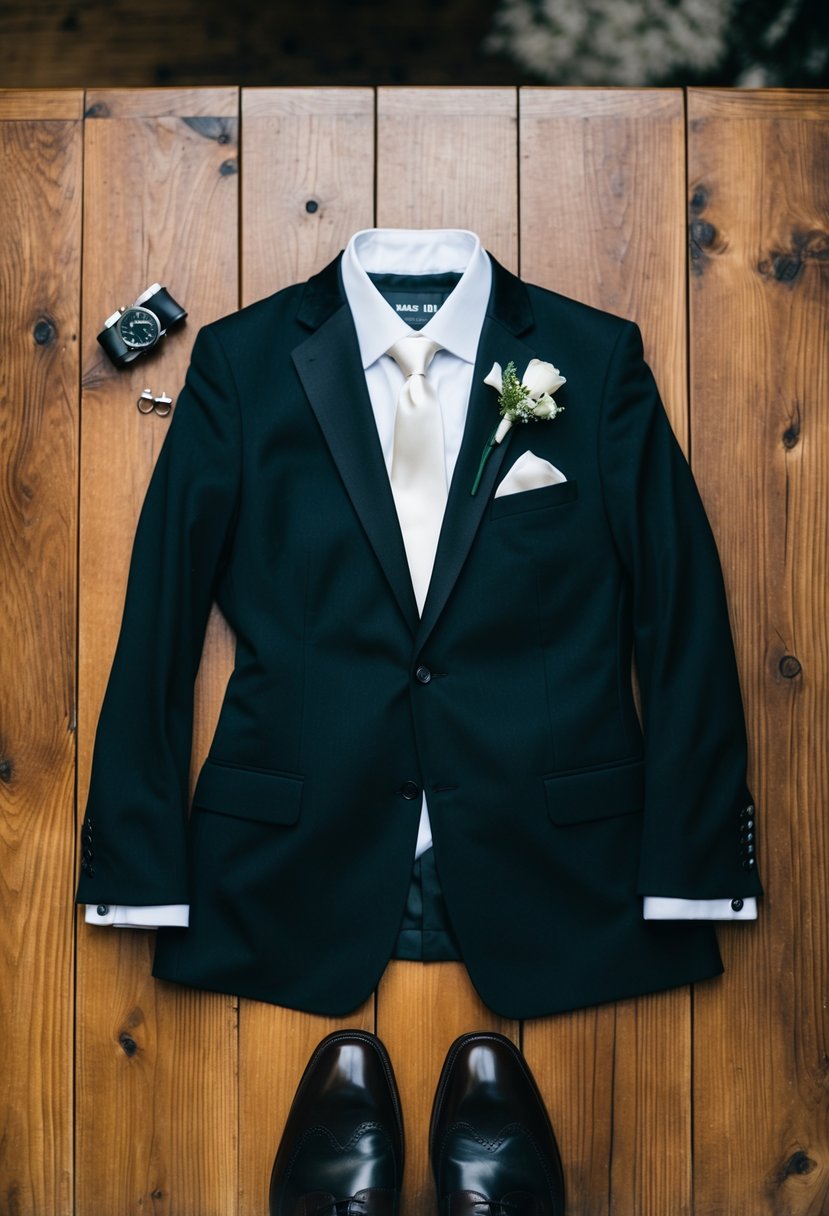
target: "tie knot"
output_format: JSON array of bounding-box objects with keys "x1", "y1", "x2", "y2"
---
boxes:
[{"x1": 387, "y1": 336, "x2": 441, "y2": 379}]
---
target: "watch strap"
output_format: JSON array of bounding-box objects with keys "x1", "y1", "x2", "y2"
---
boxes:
[
  {"x1": 97, "y1": 322, "x2": 136, "y2": 365},
  {"x1": 143, "y1": 285, "x2": 187, "y2": 331}
]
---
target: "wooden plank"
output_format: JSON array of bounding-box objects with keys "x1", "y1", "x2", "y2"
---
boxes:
[
  {"x1": 84, "y1": 86, "x2": 238, "y2": 118},
  {"x1": 76, "y1": 86, "x2": 240, "y2": 1216},
  {"x1": 518, "y1": 87, "x2": 687, "y2": 445},
  {"x1": 376, "y1": 87, "x2": 519, "y2": 271},
  {"x1": 241, "y1": 87, "x2": 374, "y2": 304},
  {"x1": 237, "y1": 86, "x2": 376, "y2": 1216},
  {"x1": 687, "y1": 88, "x2": 829, "y2": 121},
  {"x1": 688, "y1": 89, "x2": 829, "y2": 1216},
  {"x1": 375, "y1": 86, "x2": 521, "y2": 1216},
  {"x1": 0, "y1": 93, "x2": 83, "y2": 1216},
  {"x1": 519, "y1": 88, "x2": 692, "y2": 1216},
  {"x1": 0, "y1": 88, "x2": 83, "y2": 119}
]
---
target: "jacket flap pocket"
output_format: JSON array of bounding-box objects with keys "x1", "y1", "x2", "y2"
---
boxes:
[
  {"x1": 545, "y1": 757, "x2": 644, "y2": 825},
  {"x1": 192, "y1": 759, "x2": 303, "y2": 825}
]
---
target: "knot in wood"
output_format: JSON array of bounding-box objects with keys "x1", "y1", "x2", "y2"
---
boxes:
[
  {"x1": 119, "y1": 1032, "x2": 139, "y2": 1057},
  {"x1": 690, "y1": 219, "x2": 716, "y2": 249},
  {"x1": 183, "y1": 116, "x2": 233, "y2": 143},
  {"x1": 33, "y1": 317, "x2": 55, "y2": 345},
  {"x1": 782, "y1": 422, "x2": 800, "y2": 449},
  {"x1": 780, "y1": 1150, "x2": 815, "y2": 1179},
  {"x1": 778, "y1": 655, "x2": 802, "y2": 680},
  {"x1": 759, "y1": 251, "x2": 803, "y2": 284},
  {"x1": 689, "y1": 185, "x2": 709, "y2": 213}
]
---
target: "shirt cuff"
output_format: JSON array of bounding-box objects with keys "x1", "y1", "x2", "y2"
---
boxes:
[
  {"x1": 85, "y1": 903, "x2": 190, "y2": 929},
  {"x1": 643, "y1": 896, "x2": 757, "y2": 921}
]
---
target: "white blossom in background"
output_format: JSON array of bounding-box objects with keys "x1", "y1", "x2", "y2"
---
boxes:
[{"x1": 486, "y1": 0, "x2": 737, "y2": 84}]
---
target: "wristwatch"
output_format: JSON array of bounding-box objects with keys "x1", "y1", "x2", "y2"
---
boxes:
[{"x1": 97, "y1": 283, "x2": 187, "y2": 367}]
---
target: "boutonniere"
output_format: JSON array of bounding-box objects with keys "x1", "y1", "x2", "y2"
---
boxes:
[{"x1": 470, "y1": 359, "x2": 566, "y2": 495}]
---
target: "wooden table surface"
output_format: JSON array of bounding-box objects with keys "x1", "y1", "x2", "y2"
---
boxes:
[{"x1": 0, "y1": 86, "x2": 826, "y2": 1216}]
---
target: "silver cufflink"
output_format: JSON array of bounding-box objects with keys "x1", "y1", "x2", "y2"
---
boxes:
[{"x1": 137, "y1": 389, "x2": 173, "y2": 416}]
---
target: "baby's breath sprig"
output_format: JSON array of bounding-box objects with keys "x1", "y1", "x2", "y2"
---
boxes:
[{"x1": 498, "y1": 361, "x2": 532, "y2": 421}]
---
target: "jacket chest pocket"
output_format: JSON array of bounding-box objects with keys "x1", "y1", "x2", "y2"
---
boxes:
[{"x1": 489, "y1": 479, "x2": 579, "y2": 520}]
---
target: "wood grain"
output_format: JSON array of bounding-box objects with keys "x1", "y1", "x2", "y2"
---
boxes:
[
  {"x1": 376, "y1": 87, "x2": 518, "y2": 271},
  {"x1": 83, "y1": 87, "x2": 238, "y2": 117},
  {"x1": 0, "y1": 92, "x2": 83, "y2": 1216},
  {"x1": 0, "y1": 88, "x2": 84, "y2": 118},
  {"x1": 75, "y1": 87, "x2": 240, "y2": 1216},
  {"x1": 519, "y1": 88, "x2": 692, "y2": 1216},
  {"x1": 518, "y1": 87, "x2": 687, "y2": 444},
  {"x1": 688, "y1": 88, "x2": 829, "y2": 1216},
  {"x1": 240, "y1": 87, "x2": 374, "y2": 305}
]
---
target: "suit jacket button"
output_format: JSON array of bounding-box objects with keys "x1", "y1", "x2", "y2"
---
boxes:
[
  {"x1": 742, "y1": 858, "x2": 756, "y2": 870},
  {"x1": 415, "y1": 665, "x2": 432, "y2": 684},
  {"x1": 731, "y1": 898, "x2": 744, "y2": 912},
  {"x1": 401, "y1": 780, "x2": 420, "y2": 800}
]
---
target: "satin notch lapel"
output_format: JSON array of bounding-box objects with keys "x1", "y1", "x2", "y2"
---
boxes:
[
  {"x1": 292, "y1": 306, "x2": 420, "y2": 632},
  {"x1": 415, "y1": 317, "x2": 540, "y2": 650}
]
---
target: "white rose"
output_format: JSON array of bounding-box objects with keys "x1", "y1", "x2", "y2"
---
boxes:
[
  {"x1": 522, "y1": 358, "x2": 566, "y2": 400},
  {"x1": 532, "y1": 394, "x2": 559, "y2": 419}
]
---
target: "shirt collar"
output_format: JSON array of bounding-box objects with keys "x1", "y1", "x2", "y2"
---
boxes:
[{"x1": 340, "y1": 228, "x2": 492, "y2": 369}]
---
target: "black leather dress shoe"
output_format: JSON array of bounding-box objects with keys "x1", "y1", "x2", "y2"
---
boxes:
[
  {"x1": 430, "y1": 1032, "x2": 565, "y2": 1216},
  {"x1": 269, "y1": 1030, "x2": 404, "y2": 1216}
]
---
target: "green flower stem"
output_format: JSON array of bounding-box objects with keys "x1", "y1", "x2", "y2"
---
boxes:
[{"x1": 470, "y1": 424, "x2": 501, "y2": 496}]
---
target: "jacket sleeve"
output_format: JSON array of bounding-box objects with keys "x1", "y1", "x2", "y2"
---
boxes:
[
  {"x1": 598, "y1": 321, "x2": 761, "y2": 901},
  {"x1": 77, "y1": 324, "x2": 241, "y2": 907}
]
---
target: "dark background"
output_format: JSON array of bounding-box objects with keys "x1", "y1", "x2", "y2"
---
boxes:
[{"x1": 1, "y1": 0, "x2": 827, "y2": 90}]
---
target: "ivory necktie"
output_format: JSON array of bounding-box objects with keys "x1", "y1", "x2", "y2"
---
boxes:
[{"x1": 387, "y1": 336, "x2": 447, "y2": 614}]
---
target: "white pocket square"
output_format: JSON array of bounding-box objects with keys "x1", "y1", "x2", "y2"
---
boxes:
[{"x1": 494, "y1": 450, "x2": 567, "y2": 498}]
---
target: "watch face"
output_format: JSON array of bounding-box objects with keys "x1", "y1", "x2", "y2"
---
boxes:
[{"x1": 117, "y1": 306, "x2": 161, "y2": 350}]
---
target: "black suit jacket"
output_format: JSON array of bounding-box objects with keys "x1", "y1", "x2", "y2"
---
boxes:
[{"x1": 77, "y1": 254, "x2": 762, "y2": 1018}]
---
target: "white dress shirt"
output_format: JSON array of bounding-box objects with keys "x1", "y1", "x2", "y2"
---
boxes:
[{"x1": 87, "y1": 227, "x2": 755, "y2": 927}]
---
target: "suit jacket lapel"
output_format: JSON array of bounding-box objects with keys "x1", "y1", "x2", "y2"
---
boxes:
[
  {"x1": 292, "y1": 252, "x2": 538, "y2": 647},
  {"x1": 292, "y1": 262, "x2": 420, "y2": 632},
  {"x1": 416, "y1": 264, "x2": 538, "y2": 651}
]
